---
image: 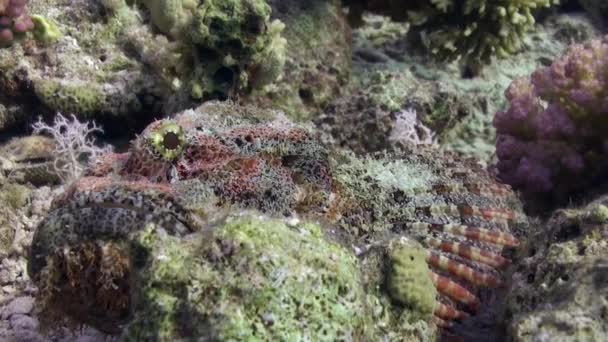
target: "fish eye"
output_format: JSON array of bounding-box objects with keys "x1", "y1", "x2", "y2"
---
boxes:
[
  {"x1": 149, "y1": 121, "x2": 185, "y2": 161},
  {"x1": 163, "y1": 131, "x2": 181, "y2": 150}
]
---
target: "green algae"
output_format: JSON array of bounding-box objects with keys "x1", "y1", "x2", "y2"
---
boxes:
[{"x1": 124, "y1": 215, "x2": 370, "y2": 340}]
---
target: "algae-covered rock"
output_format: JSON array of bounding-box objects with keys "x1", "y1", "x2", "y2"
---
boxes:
[
  {"x1": 0, "y1": 176, "x2": 31, "y2": 258},
  {"x1": 506, "y1": 195, "x2": 608, "y2": 341},
  {"x1": 249, "y1": 0, "x2": 352, "y2": 121},
  {"x1": 125, "y1": 215, "x2": 369, "y2": 340},
  {"x1": 32, "y1": 78, "x2": 108, "y2": 116},
  {"x1": 140, "y1": 0, "x2": 287, "y2": 101}
]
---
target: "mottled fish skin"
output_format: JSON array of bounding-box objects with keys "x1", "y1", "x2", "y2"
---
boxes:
[{"x1": 29, "y1": 103, "x2": 523, "y2": 333}]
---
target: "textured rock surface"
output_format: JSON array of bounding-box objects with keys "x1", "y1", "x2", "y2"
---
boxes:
[
  {"x1": 249, "y1": 0, "x2": 352, "y2": 121},
  {"x1": 507, "y1": 194, "x2": 608, "y2": 341}
]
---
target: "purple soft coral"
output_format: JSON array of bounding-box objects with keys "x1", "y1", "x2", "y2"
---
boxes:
[
  {"x1": 0, "y1": 0, "x2": 34, "y2": 45},
  {"x1": 494, "y1": 36, "x2": 608, "y2": 203}
]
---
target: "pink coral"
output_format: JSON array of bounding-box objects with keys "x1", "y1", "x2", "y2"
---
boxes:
[
  {"x1": 494, "y1": 36, "x2": 608, "y2": 203},
  {"x1": 0, "y1": 0, "x2": 34, "y2": 45}
]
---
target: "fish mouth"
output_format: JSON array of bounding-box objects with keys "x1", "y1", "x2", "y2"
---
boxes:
[{"x1": 29, "y1": 178, "x2": 197, "y2": 277}]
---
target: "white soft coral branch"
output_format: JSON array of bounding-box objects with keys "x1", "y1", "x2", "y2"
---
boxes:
[
  {"x1": 32, "y1": 113, "x2": 113, "y2": 183},
  {"x1": 389, "y1": 108, "x2": 436, "y2": 146}
]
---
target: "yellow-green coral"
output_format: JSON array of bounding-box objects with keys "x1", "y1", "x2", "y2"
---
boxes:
[
  {"x1": 588, "y1": 204, "x2": 608, "y2": 224},
  {"x1": 140, "y1": 0, "x2": 286, "y2": 100},
  {"x1": 387, "y1": 238, "x2": 437, "y2": 322},
  {"x1": 141, "y1": 0, "x2": 197, "y2": 38},
  {"x1": 31, "y1": 15, "x2": 62, "y2": 45},
  {"x1": 32, "y1": 78, "x2": 107, "y2": 116}
]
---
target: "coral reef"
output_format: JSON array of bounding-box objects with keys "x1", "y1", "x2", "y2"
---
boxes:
[
  {"x1": 249, "y1": 0, "x2": 352, "y2": 120},
  {"x1": 506, "y1": 195, "x2": 608, "y2": 341},
  {"x1": 319, "y1": 13, "x2": 596, "y2": 161},
  {"x1": 494, "y1": 36, "x2": 608, "y2": 205},
  {"x1": 0, "y1": 0, "x2": 354, "y2": 133},
  {"x1": 0, "y1": 0, "x2": 289, "y2": 132},
  {"x1": 140, "y1": 0, "x2": 287, "y2": 100},
  {"x1": 343, "y1": 0, "x2": 559, "y2": 65},
  {"x1": 0, "y1": 0, "x2": 34, "y2": 46},
  {"x1": 28, "y1": 102, "x2": 526, "y2": 340},
  {"x1": 345, "y1": 0, "x2": 559, "y2": 64},
  {"x1": 0, "y1": 2, "x2": 605, "y2": 341}
]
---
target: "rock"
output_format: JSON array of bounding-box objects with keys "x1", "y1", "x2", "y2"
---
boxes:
[
  {"x1": 506, "y1": 194, "x2": 608, "y2": 341},
  {"x1": 10, "y1": 314, "x2": 38, "y2": 331},
  {"x1": 1, "y1": 296, "x2": 34, "y2": 319}
]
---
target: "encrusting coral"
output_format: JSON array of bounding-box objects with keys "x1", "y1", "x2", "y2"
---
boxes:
[
  {"x1": 28, "y1": 101, "x2": 526, "y2": 340},
  {"x1": 139, "y1": 0, "x2": 287, "y2": 100},
  {"x1": 343, "y1": 0, "x2": 559, "y2": 65},
  {"x1": 493, "y1": 36, "x2": 608, "y2": 205}
]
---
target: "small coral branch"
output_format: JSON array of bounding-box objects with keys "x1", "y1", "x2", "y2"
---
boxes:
[
  {"x1": 32, "y1": 114, "x2": 112, "y2": 183},
  {"x1": 389, "y1": 108, "x2": 436, "y2": 146},
  {"x1": 0, "y1": 0, "x2": 34, "y2": 45}
]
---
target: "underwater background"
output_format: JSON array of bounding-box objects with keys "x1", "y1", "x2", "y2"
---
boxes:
[{"x1": 0, "y1": 1, "x2": 607, "y2": 341}]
